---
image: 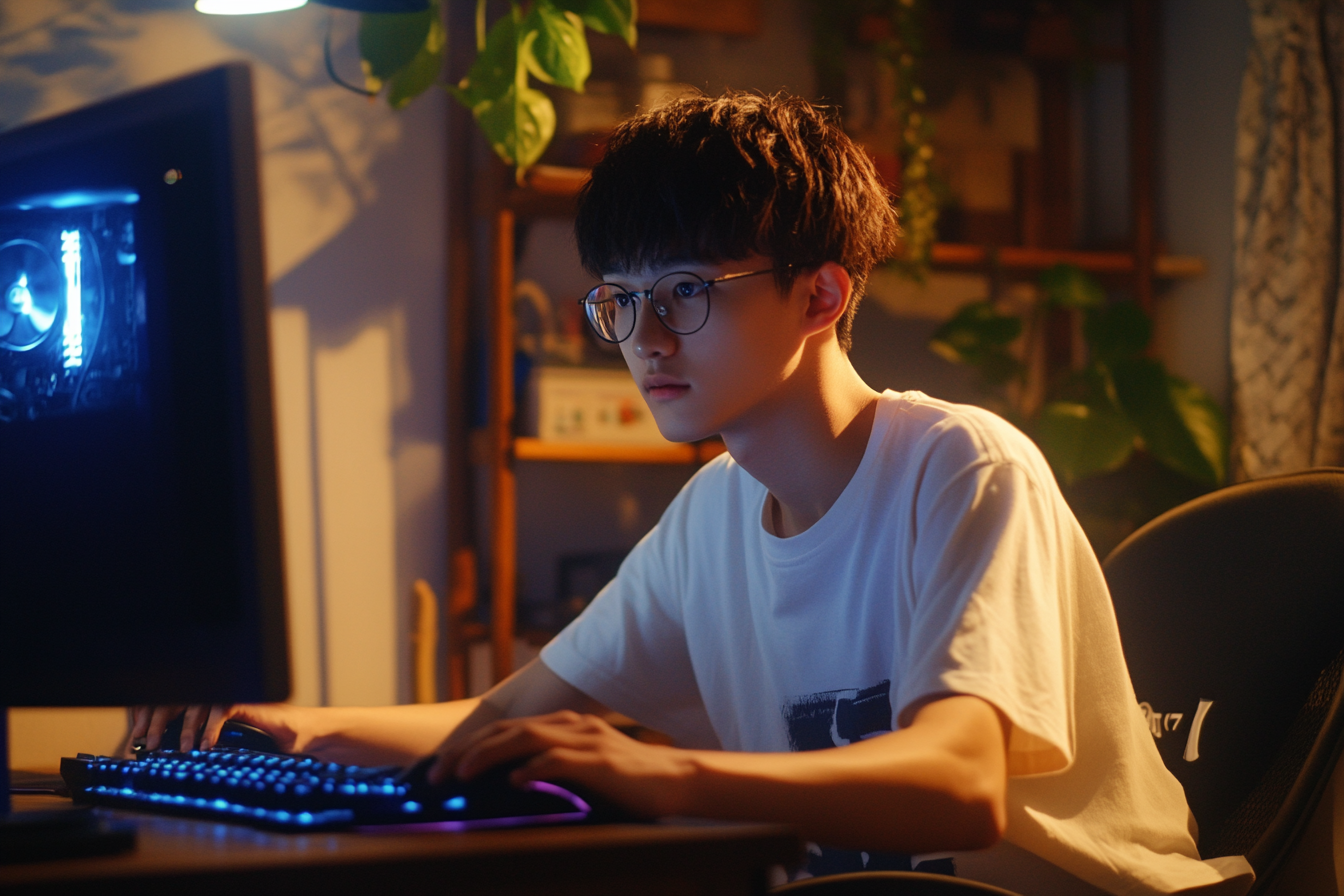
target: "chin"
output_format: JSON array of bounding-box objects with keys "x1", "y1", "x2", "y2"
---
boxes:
[{"x1": 653, "y1": 414, "x2": 716, "y2": 445}]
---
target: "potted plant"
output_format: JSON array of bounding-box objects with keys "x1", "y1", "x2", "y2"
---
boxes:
[{"x1": 930, "y1": 264, "x2": 1228, "y2": 556}]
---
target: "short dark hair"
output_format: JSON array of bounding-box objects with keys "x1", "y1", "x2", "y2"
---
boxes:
[{"x1": 574, "y1": 91, "x2": 900, "y2": 351}]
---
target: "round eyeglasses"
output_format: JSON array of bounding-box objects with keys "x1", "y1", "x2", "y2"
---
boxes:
[{"x1": 578, "y1": 268, "x2": 776, "y2": 344}]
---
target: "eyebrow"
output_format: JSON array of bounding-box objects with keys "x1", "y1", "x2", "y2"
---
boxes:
[{"x1": 602, "y1": 260, "x2": 728, "y2": 282}]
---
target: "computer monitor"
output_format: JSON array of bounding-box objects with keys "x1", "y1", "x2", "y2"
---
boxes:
[{"x1": 0, "y1": 64, "x2": 290, "y2": 725}]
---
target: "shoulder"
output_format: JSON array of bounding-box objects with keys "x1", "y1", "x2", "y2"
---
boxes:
[
  {"x1": 878, "y1": 391, "x2": 1052, "y2": 483},
  {"x1": 871, "y1": 392, "x2": 1060, "y2": 518},
  {"x1": 644, "y1": 449, "x2": 759, "y2": 539}
]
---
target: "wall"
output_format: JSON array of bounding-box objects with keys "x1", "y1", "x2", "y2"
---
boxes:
[
  {"x1": 3, "y1": 0, "x2": 447, "y2": 768},
  {"x1": 1157, "y1": 0, "x2": 1252, "y2": 408}
]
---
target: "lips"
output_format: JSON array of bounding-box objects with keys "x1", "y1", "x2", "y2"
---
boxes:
[{"x1": 642, "y1": 374, "x2": 690, "y2": 401}]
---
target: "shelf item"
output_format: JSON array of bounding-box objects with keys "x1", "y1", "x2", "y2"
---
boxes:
[{"x1": 525, "y1": 366, "x2": 674, "y2": 447}]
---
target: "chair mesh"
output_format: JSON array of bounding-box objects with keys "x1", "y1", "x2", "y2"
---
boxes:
[{"x1": 1204, "y1": 649, "x2": 1344, "y2": 858}]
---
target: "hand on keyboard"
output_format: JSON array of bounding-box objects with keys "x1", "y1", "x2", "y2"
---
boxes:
[{"x1": 128, "y1": 704, "x2": 306, "y2": 755}]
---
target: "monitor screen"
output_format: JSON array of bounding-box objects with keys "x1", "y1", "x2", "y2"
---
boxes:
[{"x1": 0, "y1": 64, "x2": 289, "y2": 706}]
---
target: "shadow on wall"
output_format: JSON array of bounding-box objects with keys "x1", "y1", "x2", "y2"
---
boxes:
[
  {"x1": 1, "y1": 1, "x2": 450, "y2": 707},
  {"x1": 0, "y1": 1, "x2": 404, "y2": 281}
]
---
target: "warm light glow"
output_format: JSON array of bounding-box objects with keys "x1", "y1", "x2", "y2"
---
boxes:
[{"x1": 195, "y1": 0, "x2": 307, "y2": 14}]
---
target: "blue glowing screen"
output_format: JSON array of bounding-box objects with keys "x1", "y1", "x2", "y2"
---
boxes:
[{"x1": 0, "y1": 190, "x2": 147, "y2": 422}]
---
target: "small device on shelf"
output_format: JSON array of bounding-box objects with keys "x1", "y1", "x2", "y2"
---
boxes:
[{"x1": 524, "y1": 366, "x2": 677, "y2": 448}]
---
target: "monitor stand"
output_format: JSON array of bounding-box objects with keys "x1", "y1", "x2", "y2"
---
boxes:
[{"x1": 0, "y1": 708, "x2": 136, "y2": 863}]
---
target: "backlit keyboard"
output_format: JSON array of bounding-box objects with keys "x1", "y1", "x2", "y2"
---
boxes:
[{"x1": 60, "y1": 748, "x2": 592, "y2": 832}]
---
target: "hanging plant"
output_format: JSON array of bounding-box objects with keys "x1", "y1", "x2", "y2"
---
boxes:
[
  {"x1": 336, "y1": 0, "x2": 637, "y2": 181},
  {"x1": 880, "y1": 0, "x2": 938, "y2": 277},
  {"x1": 811, "y1": 0, "x2": 939, "y2": 280}
]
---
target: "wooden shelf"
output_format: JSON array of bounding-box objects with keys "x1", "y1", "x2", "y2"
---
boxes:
[
  {"x1": 640, "y1": 0, "x2": 760, "y2": 35},
  {"x1": 508, "y1": 172, "x2": 1206, "y2": 280},
  {"x1": 513, "y1": 436, "x2": 726, "y2": 465},
  {"x1": 930, "y1": 244, "x2": 1206, "y2": 278},
  {"x1": 524, "y1": 165, "x2": 590, "y2": 195}
]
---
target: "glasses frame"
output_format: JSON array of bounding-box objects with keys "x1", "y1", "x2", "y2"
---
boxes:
[{"x1": 578, "y1": 268, "x2": 777, "y2": 344}]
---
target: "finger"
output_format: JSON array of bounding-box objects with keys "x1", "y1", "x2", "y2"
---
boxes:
[
  {"x1": 146, "y1": 706, "x2": 183, "y2": 752},
  {"x1": 454, "y1": 724, "x2": 538, "y2": 780},
  {"x1": 200, "y1": 706, "x2": 234, "y2": 751},
  {"x1": 180, "y1": 705, "x2": 209, "y2": 752},
  {"x1": 428, "y1": 719, "x2": 513, "y2": 785},
  {"x1": 457, "y1": 720, "x2": 582, "y2": 781},
  {"x1": 512, "y1": 747, "x2": 575, "y2": 784},
  {"x1": 129, "y1": 706, "x2": 151, "y2": 742}
]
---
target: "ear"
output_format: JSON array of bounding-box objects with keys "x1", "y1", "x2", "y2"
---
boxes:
[{"x1": 799, "y1": 262, "x2": 853, "y2": 338}]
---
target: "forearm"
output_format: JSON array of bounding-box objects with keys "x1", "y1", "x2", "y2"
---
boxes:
[
  {"x1": 461, "y1": 692, "x2": 1010, "y2": 854},
  {"x1": 679, "y1": 732, "x2": 1004, "y2": 853}
]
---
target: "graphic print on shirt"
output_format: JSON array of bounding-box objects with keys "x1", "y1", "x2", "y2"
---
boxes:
[{"x1": 782, "y1": 680, "x2": 893, "y2": 751}]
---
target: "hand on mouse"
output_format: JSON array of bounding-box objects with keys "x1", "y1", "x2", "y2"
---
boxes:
[
  {"x1": 430, "y1": 710, "x2": 696, "y2": 819},
  {"x1": 129, "y1": 703, "x2": 309, "y2": 755}
]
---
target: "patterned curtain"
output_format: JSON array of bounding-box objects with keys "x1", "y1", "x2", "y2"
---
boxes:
[{"x1": 1231, "y1": 0, "x2": 1344, "y2": 480}]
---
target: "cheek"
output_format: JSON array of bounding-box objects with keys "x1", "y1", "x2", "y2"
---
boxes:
[{"x1": 619, "y1": 343, "x2": 642, "y2": 375}]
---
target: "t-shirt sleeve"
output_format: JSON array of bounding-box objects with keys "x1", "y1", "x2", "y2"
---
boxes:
[
  {"x1": 540, "y1": 503, "x2": 721, "y2": 750},
  {"x1": 895, "y1": 449, "x2": 1076, "y2": 777}
]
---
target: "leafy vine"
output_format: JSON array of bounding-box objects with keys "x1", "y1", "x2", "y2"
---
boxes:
[
  {"x1": 348, "y1": 0, "x2": 636, "y2": 181},
  {"x1": 811, "y1": 0, "x2": 939, "y2": 279}
]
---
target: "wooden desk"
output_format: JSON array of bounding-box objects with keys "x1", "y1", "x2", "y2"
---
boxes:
[{"x1": 1, "y1": 795, "x2": 802, "y2": 895}]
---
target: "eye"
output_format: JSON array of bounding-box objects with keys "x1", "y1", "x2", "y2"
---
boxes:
[
  {"x1": 614, "y1": 293, "x2": 633, "y2": 308},
  {"x1": 672, "y1": 281, "x2": 699, "y2": 299}
]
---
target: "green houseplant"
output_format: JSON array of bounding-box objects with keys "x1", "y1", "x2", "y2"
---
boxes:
[
  {"x1": 344, "y1": 0, "x2": 636, "y2": 179},
  {"x1": 930, "y1": 264, "x2": 1229, "y2": 554}
]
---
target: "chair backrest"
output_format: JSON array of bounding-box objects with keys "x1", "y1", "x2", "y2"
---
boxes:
[{"x1": 1102, "y1": 468, "x2": 1344, "y2": 884}]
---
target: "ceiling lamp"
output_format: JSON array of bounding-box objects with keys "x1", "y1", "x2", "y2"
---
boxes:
[{"x1": 195, "y1": 0, "x2": 308, "y2": 13}]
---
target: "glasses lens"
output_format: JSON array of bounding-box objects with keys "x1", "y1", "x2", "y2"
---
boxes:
[
  {"x1": 583, "y1": 284, "x2": 635, "y2": 343},
  {"x1": 651, "y1": 274, "x2": 710, "y2": 335}
]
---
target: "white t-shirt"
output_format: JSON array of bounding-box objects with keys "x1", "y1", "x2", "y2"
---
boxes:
[{"x1": 540, "y1": 391, "x2": 1254, "y2": 895}]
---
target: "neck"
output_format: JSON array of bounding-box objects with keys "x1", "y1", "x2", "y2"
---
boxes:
[{"x1": 721, "y1": 340, "x2": 879, "y2": 537}]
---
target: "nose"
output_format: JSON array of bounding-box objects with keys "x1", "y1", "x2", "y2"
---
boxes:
[{"x1": 630, "y1": 296, "x2": 678, "y2": 360}]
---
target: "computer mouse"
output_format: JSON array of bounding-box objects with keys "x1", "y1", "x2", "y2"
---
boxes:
[
  {"x1": 148, "y1": 716, "x2": 283, "y2": 754},
  {"x1": 395, "y1": 755, "x2": 636, "y2": 827}
]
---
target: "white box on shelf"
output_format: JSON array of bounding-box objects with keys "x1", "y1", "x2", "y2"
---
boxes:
[{"x1": 526, "y1": 366, "x2": 678, "y2": 446}]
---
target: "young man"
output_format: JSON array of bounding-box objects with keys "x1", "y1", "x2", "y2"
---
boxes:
[{"x1": 137, "y1": 93, "x2": 1251, "y2": 894}]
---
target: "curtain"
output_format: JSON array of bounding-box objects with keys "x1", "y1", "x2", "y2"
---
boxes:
[{"x1": 1231, "y1": 0, "x2": 1344, "y2": 479}]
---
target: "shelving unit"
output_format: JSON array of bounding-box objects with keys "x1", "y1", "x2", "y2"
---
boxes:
[
  {"x1": 470, "y1": 194, "x2": 730, "y2": 693},
  {"x1": 445, "y1": 0, "x2": 1199, "y2": 699}
]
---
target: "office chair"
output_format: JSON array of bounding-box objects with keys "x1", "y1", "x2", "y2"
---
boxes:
[
  {"x1": 1103, "y1": 467, "x2": 1344, "y2": 893},
  {"x1": 776, "y1": 468, "x2": 1344, "y2": 895}
]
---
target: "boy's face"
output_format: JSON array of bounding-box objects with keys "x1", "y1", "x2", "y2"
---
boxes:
[{"x1": 606, "y1": 255, "x2": 810, "y2": 443}]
